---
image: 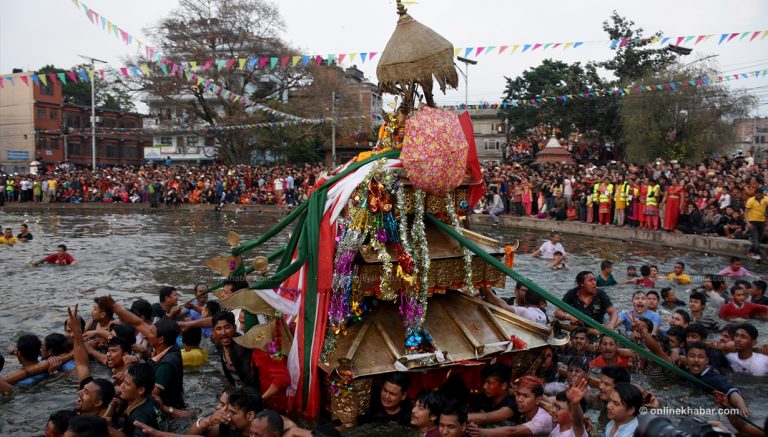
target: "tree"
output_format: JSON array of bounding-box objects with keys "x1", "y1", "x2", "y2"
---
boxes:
[
  {"x1": 621, "y1": 63, "x2": 756, "y2": 163},
  {"x1": 38, "y1": 64, "x2": 136, "y2": 112},
  {"x1": 126, "y1": 0, "x2": 316, "y2": 164},
  {"x1": 500, "y1": 59, "x2": 614, "y2": 139}
]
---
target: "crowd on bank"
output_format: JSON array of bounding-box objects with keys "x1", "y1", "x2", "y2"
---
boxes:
[
  {"x1": 483, "y1": 151, "x2": 768, "y2": 259},
  {"x1": 504, "y1": 135, "x2": 618, "y2": 163},
  {"x1": 0, "y1": 163, "x2": 327, "y2": 207},
  {"x1": 2, "y1": 228, "x2": 768, "y2": 436}
]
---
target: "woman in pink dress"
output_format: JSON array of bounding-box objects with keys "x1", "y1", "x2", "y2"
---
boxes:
[{"x1": 521, "y1": 180, "x2": 532, "y2": 216}]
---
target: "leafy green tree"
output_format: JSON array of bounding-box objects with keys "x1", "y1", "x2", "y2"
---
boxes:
[
  {"x1": 38, "y1": 64, "x2": 135, "y2": 111},
  {"x1": 621, "y1": 63, "x2": 756, "y2": 163}
]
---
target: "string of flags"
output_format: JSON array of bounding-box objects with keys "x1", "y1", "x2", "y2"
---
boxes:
[
  {"x1": 34, "y1": 114, "x2": 378, "y2": 136},
  {"x1": 438, "y1": 69, "x2": 768, "y2": 110}
]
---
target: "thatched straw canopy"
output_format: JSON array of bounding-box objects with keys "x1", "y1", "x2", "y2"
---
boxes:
[{"x1": 376, "y1": 5, "x2": 458, "y2": 97}]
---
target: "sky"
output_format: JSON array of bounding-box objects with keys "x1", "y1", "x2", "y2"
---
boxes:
[{"x1": 1, "y1": 0, "x2": 767, "y2": 115}]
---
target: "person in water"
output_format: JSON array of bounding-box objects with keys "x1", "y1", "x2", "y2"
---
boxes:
[{"x1": 33, "y1": 244, "x2": 77, "y2": 266}]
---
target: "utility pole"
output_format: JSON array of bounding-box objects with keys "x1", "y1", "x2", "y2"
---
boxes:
[
  {"x1": 62, "y1": 127, "x2": 68, "y2": 162},
  {"x1": 331, "y1": 91, "x2": 336, "y2": 167},
  {"x1": 456, "y1": 57, "x2": 478, "y2": 108},
  {"x1": 78, "y1": 55, "x2": 107, "y2": 170}
]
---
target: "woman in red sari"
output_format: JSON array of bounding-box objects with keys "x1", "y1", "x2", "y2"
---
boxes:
[{"x1": 662, "y1": 177, "x2": 685, "y2": 231}]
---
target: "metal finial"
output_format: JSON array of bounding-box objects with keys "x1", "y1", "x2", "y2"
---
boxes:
[{"x1": 396, "y1": 0, "x2": 407, "y2": 16}]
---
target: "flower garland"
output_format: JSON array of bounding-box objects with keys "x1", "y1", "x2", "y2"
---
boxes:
[
  {"x1": 402, "y1": 188, "x2": 432, "y2": 353},
  {"x1": 445, "y1": 192, "x2": 474, "y2": 292}
]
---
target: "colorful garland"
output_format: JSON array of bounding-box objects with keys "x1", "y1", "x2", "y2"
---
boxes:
[{"x1": 445, "y1": 192, "x2": 474, "y2": 293}]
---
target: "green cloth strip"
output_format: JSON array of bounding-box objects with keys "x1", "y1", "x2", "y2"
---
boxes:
[{"x1": 207, "y1": 245, "x2": 287, "y2": 294}]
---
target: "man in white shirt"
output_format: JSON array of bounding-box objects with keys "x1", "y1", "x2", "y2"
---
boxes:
[
  {"x1": 481, "y1": 285, "x2": 547, "y2": 325},
  {"x1": 532, "y1": 232, "x2": 567, "y2": 259},
  {"x1": 488, "y1": 187, "x2": 504, "y2": 225},
  {"x1": 726, "y1": 323, "x2": 768, "y2": 376}
]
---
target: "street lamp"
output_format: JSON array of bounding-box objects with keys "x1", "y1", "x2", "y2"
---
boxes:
[
  {"x1": 456, "y1": 56, "x2": 478, "y2": 108},
  {"x1": 77, "y1": 54, "x2": 107, "y2": 170},
  {"x1": 331, "y1": 91, "x2": 340, "y2": 167}
]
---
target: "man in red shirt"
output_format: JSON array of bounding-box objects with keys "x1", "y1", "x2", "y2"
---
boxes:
[
  {"x1": 34, "y1": 244, "x2": 77, "y2": 266},
  {"x1": 719, "y1": 286, "x2": 768, "y2": 320}
]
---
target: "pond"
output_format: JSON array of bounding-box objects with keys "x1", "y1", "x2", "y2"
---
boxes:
[{"x1": 0, "y1": 209, "x2": 766, "y2": 435}]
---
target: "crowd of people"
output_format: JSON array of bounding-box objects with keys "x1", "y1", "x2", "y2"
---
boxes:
[
  {"x1": 504, "y1": 135, "x2": 617, "y2": 164},
  {"x1": 0, "y1": 162, "x2": 327, "y2": 208},
  {"x1": 2, "y1": 231, "x2": 768, "y2": 436},
  {"x1": 483, "y1": 151, "x2": 768, "y2": 259}
]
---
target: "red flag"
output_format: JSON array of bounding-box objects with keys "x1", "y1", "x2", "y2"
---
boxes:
[{"x1": 458, "y1": 111, "x2": 486, "y2": 209}]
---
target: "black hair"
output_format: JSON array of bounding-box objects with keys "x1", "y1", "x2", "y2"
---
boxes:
[
  {"x1": 415, "y1": 390, "x2": 445, "y2": 421},
  {"x1": 575, "y1": 271, "x2": 593, "y2": 287},
  {"x1": 730, "y1": 285, "x2": 742, "y2": 294},
  {"x1": 57, "y1": 244, "x2": 67, "y2": 251},
  {"x1": 384, "y1": 372, "x2": 411, "y2": 393},
  {"x1": 753, "y1": 280, "x2": 767, "y2": 295},
  {"x1": 686, "y1": 323, "x2": 708, "y2": 341},
  {"x1": 0, "y1": 354, "x2": 4, "y2": 373},
  {"x1": 64, "y1": 315, "x2": 86, "y2": 333},
  {"x1": 255, "y1": 409, "x2": 284, "y2": 434},
  {"x1": 158, "y1": 286, "x2": 177, "y2": 303},
  {"x1": 613, "y1": 382, "x2": 643, "y2": 417},
  {"x1": 17, "y1": 334, "x2": 41, "y2": 362},
  {"x1": 734, "y1": 322, "x2": 759, "y2": 340},
  {"x1": 571, "y1": 326, "x2": 588, "y2": 337},
  {"x1": 205, "y1": 300, "x2": 222, "y2": 316},
  {"x1": 228, "y1": 387, "x2": 263, "y2": 415},
  {"x1": 686, "y1": 341, "x2": 709, "y2": 355},
  {"x1": 129, "y1": 299, "x2": 153, "y2": 322},
  {"x1": 667, "y1": 326, "x2": 687, "y2": 344},
  {"x1": 212, "y1": 310, "x2": 235, "y2": 327},
  {"x1": 523, "y1": 289, "x2": 543, "y2": 306},
  {"x1": 690, "y1": 292, "x2": 707, "y2": 305},
  {"x1": 91, "y1": 378, "x2": 115, "y2": 406},
  {"x1": 640, "y1": 265, "x2": 651, "y2": 276},
  {"x1": 730, "y1": 256, "x2": 742, "y2": 263},
  {"x1": 660, "y1": 287, "x2": 673, "y2": 299},
  {"x1": 440, "y1": 399, "x2": 468, "y2": 425},
  {"x1": 673, "y1": 309, "x2": 691, "y2": 324},
  {"x1": 675, "y1": 261, "x2": 686, "y2": 269},
  {"x1": 646, "y1": 290, "x2": 660, "y2": 301},
  {"x1": 601, "y1": 365, "x2": 631, "y2": 384},
  {"x1": 110, "y1": 324, "x2": 136, "y2": 346},
  {"x1": 92, "y1": 297, "x2": 114, "y2": 320},
  {"x1": 481, "y1": 363, "x2": 511, "y2": 384},
  {"x1": 600, "y1": 260, "x2": 613, "y2": 271},
  {"x1": 735, "y1": 279, "x2": 752, "y2": 290},
  {"x1": 66, "y1": 415, "x2": 108, "y2": 437},
  {"x1": 721, "y1": 324, "x2": 737, "y2": 336},
  {"x1": 627, "y1": 265, "x2": 637, "y2": 271},
  {"x1": 44, "y1": 333, "x2": 71, "y2": 357},
  {"x1": 182, "y1": 327, "x2": 203, "y2": 347},
  {"x1": 107, "y1": 336, "x2": 130, "y2": 353},
  {"x1": 126, "y1": 363, "x2": 155, "y2": 397},
  {"x1": 567, "y1": 355, "x2": 590, "y2": 372},
  {"x1": 48, "y1": 409, "x2": 77, "y2": 435},
  {"x1": 154, "y1": 317, "x2": 181, "y2": 347},
  {"x1": 638, "y1": 317, "x2": 654, "y2": 333}
]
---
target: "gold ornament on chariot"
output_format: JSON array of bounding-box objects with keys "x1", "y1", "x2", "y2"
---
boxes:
[{"x1": 252, "y1": 256, "x2": 269, "y2": 274}]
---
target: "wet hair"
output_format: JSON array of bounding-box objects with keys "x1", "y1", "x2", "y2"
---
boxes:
[
  {"x1": 516, "y1": 375, "x2": 544, "y2": 396},
  {"x1": 205, "y1": 300, "x2": 222, "y2": 316},
  {"x1": 686, "y1": 341, "x2": 709, "y2": 355},
  {"x1": 91, "y1": 378, "x2": 115, "y2": 406},
  {"x1": 17, "y1": 334, "x2": 41, "y2": 362},
  {"x1": 638, "y1": 317, "x2": 654, "y2": 333},
  {"x1": 212, "y1": 310, "x2": 235, "y2": 327},
  {"x1": 632, "y1": 290, "x2": 646, "y2": 299},
  {"x1": 107, "y1": 336, "x2": 130, "y2": 353},
  {"x1": 675, "y1": 261, "x2": 686, "y2": 269},
  {"x1": 753, "y1": 280, "x2": 767, "y2": 295},
  {"x1": 44, "y1": 333, "x2": 71, "y2": 356},
  {"x1": 600, "y1": 260, "x2": 613, "y2": 271},
  {"x1": 730, "y1": 256, "x2": 742, "y2": 263},
  {"x1": 553, "y1": 251, "x2": 563, "y2": 256},
  {"x1": 440, "y1": 399, "x2": 468, "y2": 424},
  {"x1": 481, "y1": 363, "x2": 511, "y2": 384},
  {"x1": 64, "y1": 316, "x2": 86, "y2": 333},
  {"x1": 154, "y1": 317, "x2": 181, "y2": 347},
  {"x1": 126, "y1": 363, "x2": 155, "y2": 397},
  {"x1": 613, "y1": 382, "x2": 643, "y2": 417},
  {"x1": 734, "y1": 323, "x2": 759, "y2": 340},
  {"x1": 129, "y1": 299, "x2": 153, "y2": 322},
  {"x1": 523, "y1": 289, "x2": 543, "y2": 306},
  {"x1": 660, "y1": 287, "x2": 673, "y2": 299},
  {"x1": 384, "y1": 372, "x2": 411, "y2": 393},
  {"x1": 627, "y1": 265, "x2": 637, "y2": 271},
  {"x1": 110, "y1": 324, "x2": 136, "y2": 346},
  {"x1": 66, "y1": 415, "x2": 108, "y2": 437},
  {"x1": 92, "y1": 297, "x2": 114, "y2": 320},
  {"x1": 571, "y1": 326, "x2": 588, "y2": 337},
  {"x1": 721, "y1": 324, "x2": 737, "y2": 337},
  {"x1": 228, "y1": 387, "x2": 263, "y2": 415},
  {"x1": 601, "y1": 365, "x2": 631, "y2": 384},
  {"x1": 674, "y1": 309, "x2": 691, "y2": 324},
  {"x1": 182, "y1": 327, "x2": 203, "y2": 347},
  {"x1": 667, "y1": 326, "x2": 687, "y2": 344},
  {"x1": 735, "y1": 279, "x2": 751, "y2": 290},
  {"x1": 415, "y1": 390, "x2": 445, "y2": 421},
  {"x1": 575, "y1": 271, "x2": 593, "y2": 287},
  {"x1": 567, "y1": 355, "x2": 590, "y2": 372},
  {"x1": 650, "y1": 265, "x2": 658, "y2": 271},
  {"x1": 686, "y1": 324, "x2": 708, "y2": 341},
  {"x1": 48, "y1": 409, "x2": 77, "y2": 435},
  {"x1": 730, "y1": 285, "x2": 742, "y2": 295},
  {"x1": 158, "y1": 286, "x2": 177, "y2": 304},
  {"x1": 690, "y1": 292, "x2": 707, "y2": 305},
  {"x1": 645, "y1": 290, "x2": 660, "y2": 300},
  {"x1": 57, "y1": 244, "x2": 67, "y2": 251},
  {"x1": 640, "y1": 265, "x2": 651, "y2": 276},
  {"x1": 255, "y1": 409, "x2": 284, "y2": 434}
]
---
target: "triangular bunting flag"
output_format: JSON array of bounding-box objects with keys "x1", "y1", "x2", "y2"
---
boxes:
[
  {"x1": 573, "y1": 42, "x2": 583, "y2": 48},
  {"x1": 338, "y1": 54, "x2": 346, "y2": 63},
  {"x1": 225, "y1": 59, "x2": 236, "y2": 70},
  {"x1": 454, "y1": 48, "x2": 462, "y2": 56},
  {"x1": 302, "y1": 55, "x2": 311, "y2": 65},
  {"x1": 57, "y1": 72, "x2": 67, "y2": 84},
  {"x1": 564, "y1": 42, "x2": 573, "y2": 50},
  {"x1": 464, "y1": 47, "x2": 473, "y2": 58},
  {"x1": 67, "y1": 71, "x2": 77, "y2": 83},
  {"x1": 719, "y1": 34, "x2": 728, "y2": 44},
  {"x1": 216, "y1": 59, "x2": 226, "y2": 71},
  {"x1": 522, "y1": 44, "x2": 532, "y2": 52},
  {"x1": 544, "y1": 43, "x2": 554, "y2": 49},
  {"x1": 292, "y1": 56, "x2": 301, "y2": 66},
  {"x1": 239, "y1": 58, "x2": 247, "y2": 69},
  {"x1": 38, "y1": 74, "x2": 48, "y2": 86},
  {"x1": 161, "y1": 63, "x2": 168, "y2": 75},
  {"x1": 20, "y1": 75, "x2": 29, "y2": 86},
  {"x1": 498, "y1": 45, "x2": 509, "y2": 54},
  {"x1": 661, "y1": 37, "x2": 671, "y2": 45},
  {"x1": 247, "y1": 57, "x2": 257, "y2": 70},
  {"x1": 204, "y1": 60, "x2": 214, "y2": 70},
  {"x1": 727, "y1": 32, "x2": 739, "y2": 42},
  {"x1": 280, "y1": 57, "x2": 290, "y2": 68},
  {"x1": 684, "y1": 36, "x2": 695, "y2": 44},
  {"x1": 510, "y1": 45, "x2": 521, "y2": 53},
  {"x1": 349, "y1": 53, "x2": 357, "y2": 62},
  {"x1": 762, "y1": 31, "x2": 768, "y2": 40},
  {"x1": 259, "y1": 58, "x2": 269, "y2": 69},
  {"x1": 78, "y1": 70, "x2": 88, "y2": 82},
  {"x1": 120, "y1": 67, "x2": 129, "y2": 78},
  {"x1": 695, "y1": 35, "x2": 706, "y2": 45},
  {"x1": 31, "y1": 75, "x2": 40, "y2": 86},
  {"x1": 532, "y1": 43, "x2": 542, "y2": 50},
  {"x1": 270, "y1": 57, "x2": 278, "y2": 69},
  {"x1": 750, "y1": 31, "x2": 761, "y2": 42},
  {"x1": 360, "y1": 52, "x2": 368, "y2": 63},
  {"x1": 675, "y1": 36, "x2": 684, "y2": 46},
  {"x1": 739, "y1": 31, "x2": 750, "y2": 40},
  {"x1": 369, "y1": 52, "x2": 377, "y2": 61},
  {"x1": 140, "y1": 64, "x2": 151, "y2": 76},
  {"x1": 190, "y1": 61, "x2": 197, "y2": 70},
  {"x1": 475, "y1": 47, "x2": 485, "y2": 56},
  {"x1": 618, "y1": 39, "x2": 629, "y2": 47}
]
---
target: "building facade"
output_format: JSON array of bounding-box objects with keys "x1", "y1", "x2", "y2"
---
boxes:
[
  {"x1": 0, "y1": 70, "x2": 149, "y2": 173},
  {"x1": 732, "y1": 117, "x2": 768, "y2": 159},
  {"x1": 464, "y1": 108, "x2": 506, "y2": 163}
]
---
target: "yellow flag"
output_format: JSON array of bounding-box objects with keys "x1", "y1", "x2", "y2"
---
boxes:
[
  {"x1": 292, "y1": 56, "x2": 301, "y2": 66},
  {"x1": 454, "y1": 48, "x2": 462, "y2": 56},
  {"x1": 510, "y1": 45, "x2": 521, "y2": 54},
  {"x1": 564, "y1": 42, "x2": 574, "y2": 49},
  {"x1": 140, "y1": 64, "x2": 151, "y2": 76},
  {"x1": 238, "y1": 58, "x2": 246, "y2": 69},
  {"x1": 38, "y1": 74, "x2": 47, "y2": 86},
  {"x1": 349, "y1": 53, "x2": 357, "y2": 62},
  {"x1": 190, "y1": 61, "x2": 197, "y2": 70}
]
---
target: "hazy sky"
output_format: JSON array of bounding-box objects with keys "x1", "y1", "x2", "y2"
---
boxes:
[{"x1": 1, "y1": 0, "x2": 767, "y2": 114}]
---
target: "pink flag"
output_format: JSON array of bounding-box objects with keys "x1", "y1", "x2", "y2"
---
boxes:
[
  {"x1": 750, "y1": 31, "x2": 761, "y2": 42},
  {"x1": 727, "y1": 32, "x2": 739, "y2": 42},
  {"x1": 259, "y1": 57, "x2": 269, "y2": 69},
  {"x1": 532, "y1": 43, "x2": 543, "y2": 50},
  {"x1": 369, "y1": 52, "x2": 378, "y2": 61},
  {"x1": 675, "y1": 36, "x2": 684, "y2": 46},
  {"x1": 337, "y1": 53, "x2": 346, "y2": 63},
  {"x1": 498, "y1": 45, "x2": 509, "y2": 54},
  {"x1": 225, "y1": 59, "x2": 236, "y2": 69},
  {"x1": 20, "y1": 75, "x2": 29, "y2": 86},
  {"x1": 67, "y1": 71, "x2": 77, "y2": 82},
  {"x1": 120, "y1": 67, "x2": 129, "y2": 78},
  {"x1": 618, "y1": 39, "x2": 629, "y2": 47},
  {"x1": 280, "y1": 56, "x2": 290, "y2": 68},
  {"x1": 695, "y1": 35, "x2": 706, "y2": 45},
  {"x1": 475, "y1": 47, "x2": 485, "y2": 56},
  {"x1": 204, "y1": 60, "x2": 214, "y2": 70}
]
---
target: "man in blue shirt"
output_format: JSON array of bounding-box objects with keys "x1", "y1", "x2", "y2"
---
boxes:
[{"x1": 618, "y1": 291, "x2": 661, "y2": 334}]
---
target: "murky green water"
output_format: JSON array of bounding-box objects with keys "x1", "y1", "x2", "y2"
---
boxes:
[{"x1": 0, "y1": 209, "x2": 766, "y2": 435}]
